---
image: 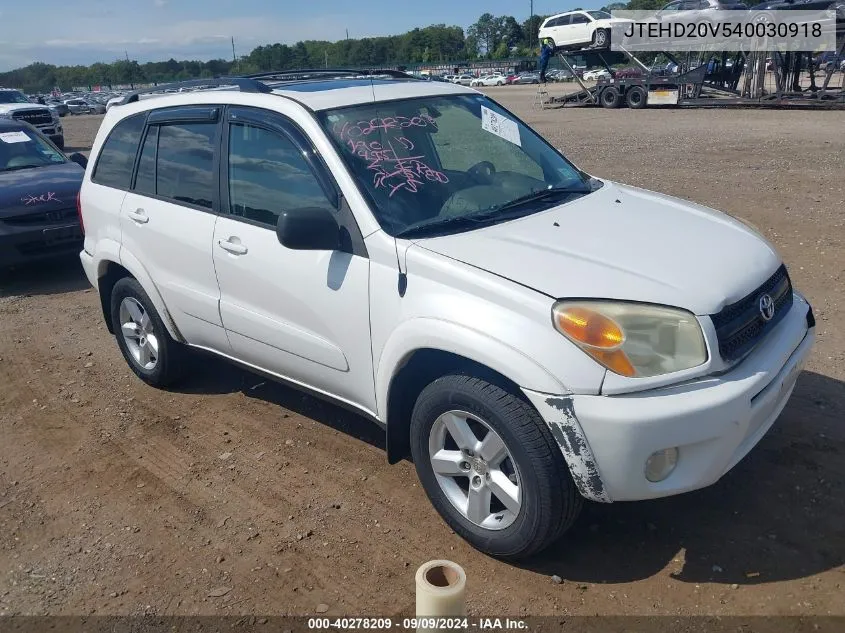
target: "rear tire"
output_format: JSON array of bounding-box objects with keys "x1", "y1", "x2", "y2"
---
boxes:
[
  {"x1": 626, "y1": 85, "x2": 647, "y2": 109},
  {"x1": 409, "y1": 373, "x2": 582, "y2": 560},
  {"x1": 600, "y1": 86, "x2": 622, "y2": 108},
  {"x1": 110, "y1": 277, "x2": 186, "y2": 388}
]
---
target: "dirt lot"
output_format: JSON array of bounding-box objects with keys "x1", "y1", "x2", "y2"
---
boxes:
[{"x1": 1, "y1": 85, "x2": 844, "y2": 618}]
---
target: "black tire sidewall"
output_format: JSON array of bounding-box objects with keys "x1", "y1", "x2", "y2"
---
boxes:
[
  {"x1": 110, "y1": 277, "x2": 179, "y2": 387},
  {"x1": 601, "y1": 86, "x2": 621, "y2": 108},
  {"x1": 410, "y1": 376, "x2": 574, "y2": 558},
  {"x1": 595, "y1": 28, "x2": 608, "y2": 48},
  {"x1": 626, "y1": 86, "x2": 646, "y2": 108}
]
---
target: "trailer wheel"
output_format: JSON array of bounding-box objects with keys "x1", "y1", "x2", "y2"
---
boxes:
[
  {"x1": 600, "y1": 86, "x2": 621, "y2": 108},
  {"x1": 626, "y1": 85, "x2": 647, "y2": 109}
]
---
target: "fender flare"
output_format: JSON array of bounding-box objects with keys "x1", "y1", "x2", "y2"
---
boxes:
[
  {"x1": 114, "y1": 246, "x2": 185, "y2": 342},
  {"x1": 375, "y1": 317, "x2": 568, "y2": 422}
]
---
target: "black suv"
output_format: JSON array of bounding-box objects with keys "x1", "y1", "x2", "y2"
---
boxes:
[{"x1": 0, "y1": 120, "x2": 87, "y2": 269}]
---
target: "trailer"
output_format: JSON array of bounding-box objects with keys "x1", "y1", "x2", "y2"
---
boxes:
[{"x1": 543, "y1": 37, "x2": 845, "y2": 109}]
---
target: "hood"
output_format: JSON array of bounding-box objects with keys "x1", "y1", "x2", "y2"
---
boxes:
[
  {"x1": 414, "y1": 181, "x2": 781, "y2": 315},
  {"x1": 0, "y1": 103, "x2": 51, "y2": 114},
  {"x1": 0, "y1": 162, "x2": 84, "y2": 218}
]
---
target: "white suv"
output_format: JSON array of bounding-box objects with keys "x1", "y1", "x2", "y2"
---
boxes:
[
  {"x1": 78, "y1": 73, "x2": 815, "y2": 559},
  {"x1": 538, "y1": 10, "x2": 622, "y2": 50}
]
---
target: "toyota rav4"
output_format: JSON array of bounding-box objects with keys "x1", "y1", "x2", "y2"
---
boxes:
[{"x1": 78, "y1": 73, "x2": 815, "y2": 559}]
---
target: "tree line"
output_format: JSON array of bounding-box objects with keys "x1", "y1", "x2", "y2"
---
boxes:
[{"x1": 0, "y1": 0, "x2": 666, "y2": 93}]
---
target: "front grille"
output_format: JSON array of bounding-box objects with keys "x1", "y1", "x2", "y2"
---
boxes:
[
  {"x1": 11, "y1": 108, "x2": 52, "y2": 126},
  {"x1": 711, "y1": 264, "x2": 793, "y2": 362},
  {"x1": 2, "y1": 207, "x2": 77, "y2": 226}
]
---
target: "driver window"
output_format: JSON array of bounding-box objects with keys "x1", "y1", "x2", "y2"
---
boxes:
[
  {"x1": 428, "y1": 105, "x2": 543, "y2": 181},
  {"x1": 227, "y1": 122, "x2": 335, "y2": 227}
]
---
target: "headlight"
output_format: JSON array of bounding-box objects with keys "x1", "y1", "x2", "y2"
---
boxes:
[{"x1": 552, "y1": 300, "x2": 707, "y2": 378}]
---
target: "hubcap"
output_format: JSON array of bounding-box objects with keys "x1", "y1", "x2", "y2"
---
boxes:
[
  {"x1": 119, "y1": 297, "x2": 159, "y2": 371},
  {"x1": 428, "y1": 410, "x2": 522, "y2": 530}
]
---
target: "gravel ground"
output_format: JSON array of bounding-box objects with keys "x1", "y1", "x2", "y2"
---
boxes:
[{"x1": 1, "y1": 87, "x2": 844, "y2": 618}]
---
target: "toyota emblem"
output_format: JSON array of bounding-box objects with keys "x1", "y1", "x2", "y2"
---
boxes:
[{"x1": 759, "y1": 294, "x2": 775, "y2": 321}]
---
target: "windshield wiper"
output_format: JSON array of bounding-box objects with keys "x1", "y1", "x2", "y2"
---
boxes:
[
  {"x1": 1, "y1": 164, "x2": 43, "y2": 172},
  {"x1": 493, "y1": 185, "x2": 590, "y2": 214},
  {"x1": 394, "y1": 186, "x2": 589, "y2": 239}
]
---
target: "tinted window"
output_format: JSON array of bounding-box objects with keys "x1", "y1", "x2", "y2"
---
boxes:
[
  {"x1": 92, "y1": 113, "x2": 145, "y2": 189},
  {"x1": 227, "y1": 122, "x2": 335, "y2": 227},
  {"x1": 134, "y1": 126, "x2": 157, "y2": 195},
  {"x1": 155, "y1": 122, "x2": 216, "y2": 209},
  {"x1": 570, "y1": 13, "x2": 590, "y2": 24}
]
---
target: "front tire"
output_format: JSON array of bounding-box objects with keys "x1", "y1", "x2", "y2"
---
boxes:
[
  {"x1": 110, "y1": 277, "x2": 185, "y2": 388},
  {"x1": 593, "y1": 28, "x2": 609, "y2": 49},
  {"x1": 410, "y1": 374, "x2": 582, "y2": 560}
]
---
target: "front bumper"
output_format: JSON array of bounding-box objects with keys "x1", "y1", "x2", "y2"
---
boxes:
[
  {"x1": 523, "y1": 293, "x2": 815, "y2": 503},
  {"x1": 0, "y1": 220, "x2": 83, "y2": 268}
]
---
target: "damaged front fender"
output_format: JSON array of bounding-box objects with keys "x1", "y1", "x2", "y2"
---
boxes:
[{"x1": 521, "y1": 389, "x2": 611, "y2": 503}]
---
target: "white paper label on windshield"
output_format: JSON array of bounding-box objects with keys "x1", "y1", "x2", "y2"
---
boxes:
[
  {"x1": 0, "y1": 131, "x2": 32, "y2": 144},
  {"x1": 481, "y1": 106, "x2": 521, "y2": 147}
]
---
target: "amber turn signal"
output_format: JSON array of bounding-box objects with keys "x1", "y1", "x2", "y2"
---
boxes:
[{"x1": 555, "y1": 306, "x2": 625, "y2": 350}]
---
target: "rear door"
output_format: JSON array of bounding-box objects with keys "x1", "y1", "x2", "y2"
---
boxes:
[{"x1": 119, "y1": 105, "x2": 229, "y2": 350}]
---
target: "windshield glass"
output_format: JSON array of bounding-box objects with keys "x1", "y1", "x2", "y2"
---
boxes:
[
  {"x1": 0, "y1": 128, "x2": 66, "y2": 172},
  {"x1": 0, "y1": 90, "x2": 31, "y2": 104},
  {"x1": 587, "y1": 10, "x2": 612, "y2": 19},
  {"x1": 319, "y1": 94, "x2": 591, "y2": 237}
]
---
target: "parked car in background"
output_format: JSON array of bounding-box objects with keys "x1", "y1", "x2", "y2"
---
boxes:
[
  {"x1": 505, "y1": 73, "x2": 520, "y2": 84},
  {"x1": 582, "y1": 68, "x2": 612, "y2": 81},
  {"x1": 538, "y1": 9, "x2": 626, "y2": 50},
  {"x1": 46, "y1": 100, "x2": 70, "y2": 117},
  {"x1": 546, "y1": 69, "x2": 574, "y2": 82},
  {"x1": 0, "y1": 89, "x2": 64, "y2": 149},
  {"x1": 471, "y1": 73, "x2": 507, "y2": 86},
  {"x1": 64, "y1": 98, "x2": 107, "y2": 115},
  {"x1": 512, "y1": 72, "x2": 541, "y2": 84},
  {"x1": 451, "y1": 74, "x2": 475, "y2": 86},
  {"x1": 79, "y1": 75, "x2": 815, "y2": 560},
  {"x1": 0, "y1": 119, "x2": 87, "y2": 269}
]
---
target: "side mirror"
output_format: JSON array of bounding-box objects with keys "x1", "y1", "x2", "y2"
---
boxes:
[
  {"x1": 69, "y1": 152, "x2": 88, "y2": 168},
  {"x1": 276, "y1": 206, "x2": 340, "y2": 251}
]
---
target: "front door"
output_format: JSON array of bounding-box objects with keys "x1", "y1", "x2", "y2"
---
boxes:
[{"x1": 211, "y1": 107, "x2": 375, "y2": 413}]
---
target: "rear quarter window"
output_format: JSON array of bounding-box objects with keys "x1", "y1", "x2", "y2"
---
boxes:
[{"x1": 91, "y1": 113, "x2": 146, "y2": 190}]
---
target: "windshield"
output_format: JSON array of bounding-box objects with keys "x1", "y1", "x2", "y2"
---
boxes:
[
  {"x1": 319, "y1": 94, "x2": 591, "y2": 237},
  {"x1": 587, "y1": 10, "x2": 612, "y2": 19},
  {"x1": 0, "y1": 128, "x2": 66, "y2": 172},
  {"x1": 0, "y1": 90, "x2": 31, "y2": 104}
]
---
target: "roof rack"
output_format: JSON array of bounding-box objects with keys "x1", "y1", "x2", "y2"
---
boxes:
[
  {"x1": 245, "y1": 68, "x2": 417, "y2": 82},
  {"x1": 118, "y1": 76, "x2": 272, "y2": 105},
  {"x1": 112, "y1": 69, "x2": 419, "y2": 108}
]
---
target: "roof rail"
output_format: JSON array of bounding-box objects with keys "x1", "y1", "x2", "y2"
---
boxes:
[
  {"x1": 118, "y1": 76, "x2": 272, "y2": 106},
  {"x1": 245, "y1": 68, "x2": 418, "y2": 81}
]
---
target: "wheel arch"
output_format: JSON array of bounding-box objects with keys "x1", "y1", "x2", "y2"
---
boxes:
[
  {"x1": 96, "y1": 252, "x2": 184, "y2": 342},
  {"x1": 377, "y1": 320, "x2": 567, "y2": 464}
]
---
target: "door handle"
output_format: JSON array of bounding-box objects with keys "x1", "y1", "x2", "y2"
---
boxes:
[
  {"x1": 127, "y1": 208, "x2": 149, "y2": 224},
  {"x1": 217, "y1": 239, "x2": 248, "y2": 255}
]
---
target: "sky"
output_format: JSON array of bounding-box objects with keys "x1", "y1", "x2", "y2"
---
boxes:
[{"x1": 0, "y1": 0, "x2": 576, "y2": 72}]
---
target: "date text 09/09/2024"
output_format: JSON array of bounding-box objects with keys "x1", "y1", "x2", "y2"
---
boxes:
[{"x1": 307, "y1": 617, "x2": 528, "y2": 630}]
